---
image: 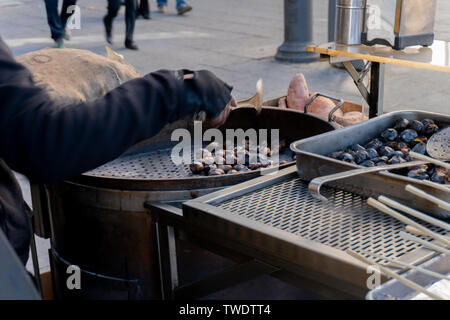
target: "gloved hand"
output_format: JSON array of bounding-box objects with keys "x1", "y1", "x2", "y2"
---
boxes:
[{"x1": 177, "y1": 69, "x2": 233, "y2": 120}]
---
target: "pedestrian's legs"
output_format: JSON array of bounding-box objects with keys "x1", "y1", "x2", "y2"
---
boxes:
[
  {"x1": 43, "y1": 0, "x2": 64, "y2": 41},
  {"x1": 60, "y1": 0, "x2": 78, "y2": 28},
  {"x1": 175, "y1": 0, "x2": 188, "y2": 11},
  {"x1": 104, "y1": 0, "x2": 121, "y2": 44},
  {"x1": 138, "y1": 0, "x2": 150, "y2": 18},
  {"x1": 157, "y1": 0, "x2": 167, "y2": 7},
  {"x1": 124, "y1": 0, "x2": 138, "y2": 49}
]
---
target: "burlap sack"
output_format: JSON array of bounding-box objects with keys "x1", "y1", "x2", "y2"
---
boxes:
[{"x1": 16, "y1": 46, "x2": 141, "y2": 106}]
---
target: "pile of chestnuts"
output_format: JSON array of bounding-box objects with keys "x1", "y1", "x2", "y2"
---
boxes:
[
  {"x1": 189, "y1": 139, "x2": 292, "y2": 176},
  {"x1": 328, "y1": 118, "x2": 449, "y2": 184}
]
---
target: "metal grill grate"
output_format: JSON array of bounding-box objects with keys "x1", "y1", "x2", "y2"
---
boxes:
[
  {"x1": 86, "y1": 147, "x2": 294, "y2": 180},
  {"x1": 215, "y1": 178, "x2": 449, "y2": 261}
]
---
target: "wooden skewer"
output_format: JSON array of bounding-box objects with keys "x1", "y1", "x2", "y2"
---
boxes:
[
  {"x1": 405, "y1": 185, "x2": 450, "y2": 211},
  {"x1": 378, "y1": 196, "x2": 450, "y2": 231},
  {"x1": 405, "y1": 226, "x2": 450, "y2": 243},
  {"x1": 420, "y1": 180, "x2": 450, "y2": 193},
  {"x1": 358, "y1": 249, "x2": 450, "y2": 281},
  {"x1": 367, "y1": 198, "x2": 450, "y2": 247},
  {"x1": 409, "y1": 151, "x2": 450, "y2": 170},
  {"x1": 346, "y1": 249, "x2": 444, "y2": 300},
  {"x1": 399, "y1": 231, "x2": 450, "y2": 255}
]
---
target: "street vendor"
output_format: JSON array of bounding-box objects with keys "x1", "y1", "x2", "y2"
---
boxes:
[{"x1": 0, "y1": 37, "x2": 233, "y2": 268}]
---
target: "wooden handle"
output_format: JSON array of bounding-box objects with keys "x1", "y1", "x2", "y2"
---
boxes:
[
  {"x1": 346, "y1": 249, "x2": 444, "y2": 300},
  {"x1": 405, "y1": 184, "x2": 450, "y2": 211},
  {"x1": 409, "y1": 152, "x2": 450, "y2": 170}
]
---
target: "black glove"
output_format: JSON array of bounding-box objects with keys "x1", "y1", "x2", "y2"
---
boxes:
[{"x1": 177, "y1": 69, "x2": 233, "y2": 119}]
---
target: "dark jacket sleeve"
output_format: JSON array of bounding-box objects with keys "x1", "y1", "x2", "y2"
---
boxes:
[{"x1": 0, "y1": 38, "x2": 189, "y2": 183}]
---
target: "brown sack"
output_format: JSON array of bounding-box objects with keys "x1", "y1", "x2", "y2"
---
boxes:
[{"x1": 16, "y1": 46, "x2": 141, "y2": 106}]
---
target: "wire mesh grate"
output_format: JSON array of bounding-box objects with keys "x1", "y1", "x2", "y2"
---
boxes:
[{"x1": 215, "y1": 178, "x2": 448, "y2": 262}]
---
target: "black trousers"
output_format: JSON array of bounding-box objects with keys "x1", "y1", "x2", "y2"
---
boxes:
[
  {"x1": 44, "y1": 0, "x2": 78, "y2": 41},
  {"x1": 105, "y1": 0, "x2": 137, "y2": 42},
  {"x1": 138, "y1": 0, "x2": 150, "y2": 16}
]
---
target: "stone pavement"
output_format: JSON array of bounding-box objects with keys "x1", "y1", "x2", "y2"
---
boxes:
[{"x1": 1, "y1": 0, "x2": 449, "y2": 276}]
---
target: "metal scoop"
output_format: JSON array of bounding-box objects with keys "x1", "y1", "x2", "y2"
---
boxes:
[
  {"x1": 235, "y1": 78, "x2": 263, "y2": 115},
  {"x1": 410, "y1": 127, "x2": 450, "y2": 169}
]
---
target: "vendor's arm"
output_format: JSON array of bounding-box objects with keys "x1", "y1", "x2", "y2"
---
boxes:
[{"x1": 0, "y1": 39, "x2": 232, "y2": 182}]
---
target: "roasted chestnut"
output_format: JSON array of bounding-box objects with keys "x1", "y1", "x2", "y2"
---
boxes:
[
  {"x1": 387, "y1": 156, "x2": 406, "y2": 165},
  {"x1": 379, "y1": 146, "x2": 396, "y2": 157},
  {"x1": 208, "y1": 168, "x2": 225, "y2": 176},
  {"x1": 381, "y1": 128, "x2": 398, "y2": 141},
  {"x1": 423, "y1": 123, "x2": 439, "y2": 136},
  {"x1": 329, "y1": 151, "x2": 344, "y2": 160},
  {"x1": 407, "y1": 169, "x2": 429, "y2": 180},
  {"x1": 189, "y1": 161, "x2": 204, "y2": 174},
  {"x1": 393, "y1": 118, "x2": 409, "y2": 130},
  {"x1": 227, "y1": 170, "x2": 238, "y2": 174},
  {"x1": 203, "y1": 156, "x2": 215, "y2": 165},
  {"x1": 349, "y1": 144, "x2": 366, "y2": 152},
  {"x1": 391, "y1": 151, "x2": 405, "y2": 159},
  {"x1": 409, "y1": 120, "x2": 424, "y2": 133},
  {"x1": 411, "y1": 142, "x2": 427, "y2": 155},
  {"x1": 421, "y1": 119, "x2": 435, "y2": 127},
  {"x1": 248, "y1": 163, "x2": 262, "y2": 170},
  {"x1": 354, "y1": 150, "x2": 369, "y2": 164},
  {"x1": 365, "y1": 138, "x2": 384, "y2": 150},
  {"x1": 341, "y1": 153, "x2": 355, "y2": 163},
  {"x1": 366, "y1": 148, "x2": 379, "y2": 159},
  {"x1": 431, "y1": 172, "x2": 447, "y2": 184},
  {"x1": 218, "y1": 164, "x2": 233, "y2": 173},
  {"x1": 360, "y1": 160, "x2": 376, "y2": 167},
  {"x1": 399, "y1": 129, "x2": 418, "y2": 143}
]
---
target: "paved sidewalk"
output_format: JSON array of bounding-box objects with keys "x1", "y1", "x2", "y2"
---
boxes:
[{"x1": 1, "y1": 0, "x2": 449, "y2": 275}]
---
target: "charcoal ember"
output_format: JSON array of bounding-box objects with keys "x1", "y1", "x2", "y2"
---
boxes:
[
  {"x1": 387, "y1": 156, "x2": 406, "y2": 165},
  {"x1": 360, "y1": 160, "x2": 376, "y2": 167},
  {"x1": 407, "y1": 169, "x2": 429, "y2": 180},
  {"x1": 393, "y1": 118, "x2": 409, "y2": 130},
  {"x1": 217, "y1": 164, "x2": 233, "y2": 173},
  {"x1": 379, "y1": 146, "x2": 396, "y2": 157},
  {"x1": 399, "y1": 129, "x2": 418, "y2": 143},
  {"x1": 423, "y1": 123, "x2": 439, "y2": 136},
  {"x1": 208, "y1": 168, "x2": 225, "y2": 176},
  {"x1": 341, "y1": 153, "x2": 355, "y2": 163},
  {"x1": 409, "y1": 120, "x2": 424, "y2": 133},
  {"x1": 354, "y1": 150, "x2": 369, "y2": 164},
  {"x1": 421, "y1": 119, "x2": 435, "y2": 127},
  {"x1": 365, "y1": 138, "x2": 384, "y2": 150},
  {"x1": 411, "y1": 142, "x2": 427, "y2": 155},
  {"x1": 366, "y1": 148, "x2": 379, "y2": 159},
  {"x1": 189, "y1": 161, "x2": 204, "y2": 174},
  {"x1": 381, "y1": 128, "x2": 398, "y2": 141}
]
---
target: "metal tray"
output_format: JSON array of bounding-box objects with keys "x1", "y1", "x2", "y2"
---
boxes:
[
  {"x1": 290, "y1": 110, "x2": 450, "y2": 219},
  {"x1": 366, "y1": 254, "x2": 450, "y2": 300}
]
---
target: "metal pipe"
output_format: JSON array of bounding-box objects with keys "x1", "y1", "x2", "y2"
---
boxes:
[
  {"x1": 275, "y1": 0, "x2": 319, "y2": 63},
  {"x1": 328, "y1": 0, "x2": 336, "y2": 42}
]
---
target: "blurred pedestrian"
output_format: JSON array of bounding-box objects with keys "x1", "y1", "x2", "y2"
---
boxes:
[
  {"x1": 157, "y1": 0, "x2": 192, "y2": 15},
  {"x1": 103, "y1": 0, "x2": 139, "y2": 50},
  {"x1": 137, "y1": 0, "x2": 151, "y2": 19},
  {"x1": 43, "y1": 0, "x2": 77, "y2": 48}
]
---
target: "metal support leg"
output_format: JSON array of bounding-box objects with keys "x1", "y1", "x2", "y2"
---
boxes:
[
  {"x1": 156, "y1": 223, "x2": 178, "y2": 300},
  {"x1": 369, "y1": 62, "x2": 385, "y2": 118},
  {"x1": 342, "y1": 60, "x2": 385, "y2": 118},
  {"x1": 275, "y1": 0, "x2": 319, "y2": 63},
  {"x1": 328, "y1": 0, "x2": 336, "y2": 42}
]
